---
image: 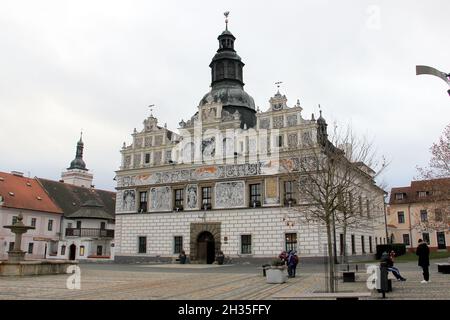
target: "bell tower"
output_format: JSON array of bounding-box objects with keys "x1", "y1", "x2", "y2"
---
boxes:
[{"x1": 61, "y1": 133, "x2": 94, "y2": 187}]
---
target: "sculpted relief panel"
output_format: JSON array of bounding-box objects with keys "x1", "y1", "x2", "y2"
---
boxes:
[
  {"x1": 214, "y1": 181, "x2": 245, "y2": 208},
  {"x1": 116, "y1": 189, "x2": 136, "y2": 213},
  {"x1": 150, "y1": 186, "x2": 172, "y2": 212},
  {"x1": 186, "y1": 184, "x2": 198, "y2": 210}
]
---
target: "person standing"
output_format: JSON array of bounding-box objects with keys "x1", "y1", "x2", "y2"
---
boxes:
[
  {"x1": 287, "y1": 250, "x2": 298, "y2": 278},
  {"x1": 416, "y1": 239, "x2": 430, "y2": 283}
]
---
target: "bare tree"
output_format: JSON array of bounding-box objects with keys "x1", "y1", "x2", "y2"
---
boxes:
[
  {"x1": 417, "y1": 123, "x2": 450, "y2": 179},
  {"x1": 283, "y1": 118, "x2": 386, "y2": 292}
]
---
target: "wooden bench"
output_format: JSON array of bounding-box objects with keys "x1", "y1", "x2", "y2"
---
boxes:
[{"x1": 292, "y1": 292, "x2": 372, "y2": 300}]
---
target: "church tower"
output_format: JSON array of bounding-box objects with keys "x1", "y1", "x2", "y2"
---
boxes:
[{"x1": 61, "y1": 133, "x2": 94, "y2": 187}]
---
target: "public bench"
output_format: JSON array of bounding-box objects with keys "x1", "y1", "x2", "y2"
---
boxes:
[
  {"x1": 436, "y1": 262, "x2": 450, "y2": 274},
  {"x1": 337, "y1": 263, "x2": 367, "y2": 282}
]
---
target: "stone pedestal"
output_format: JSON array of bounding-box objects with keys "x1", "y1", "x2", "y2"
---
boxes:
[{"x1": 7, "y1": 251, "x2": 26, "y2": 262}]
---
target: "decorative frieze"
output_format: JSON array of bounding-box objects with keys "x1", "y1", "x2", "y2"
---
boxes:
[
  {"x1": 288, "y1": 133, "x2": 298, "y2": 148},
  {"x1": 287, "y1": 115, "x2": 298, "y2": 127},
  {"x1": 273, "y1": 116, "x2": 284, "y2": 129},
  {"x1": 214, "y1": 181, "x2": 245, "y2": 208}
]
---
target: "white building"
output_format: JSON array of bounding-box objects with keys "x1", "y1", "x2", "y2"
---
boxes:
[
  {"x1": 0, "y1": 171, "x2": 62, "y2": 260},
  {"x1": 114, "y1": 21, "x2": 386, "y2": 264},
  {"x1": 38, "y1": 136, "x2": 116, "y2": 261}
]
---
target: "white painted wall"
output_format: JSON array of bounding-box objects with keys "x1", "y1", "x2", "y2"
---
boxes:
[
  {"x1": 115, "y1": 207, "x2": 379, "y2": 259},
  {"x1": 0, "y1": 207, "x2": 61, "y2": 260}
]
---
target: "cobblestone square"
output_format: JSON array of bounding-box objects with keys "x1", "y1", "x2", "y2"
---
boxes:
[{"x1": 0, "y1": 260, "x2": 448, "y2": 300}]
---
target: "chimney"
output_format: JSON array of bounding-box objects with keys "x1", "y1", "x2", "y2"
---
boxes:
[{"x1": 11, "y1": 171, "x2": 24, "y2": 177}]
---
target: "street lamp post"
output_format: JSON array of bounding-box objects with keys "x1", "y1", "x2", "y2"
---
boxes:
[{"x1": 416, "y1": 65, "x2": 450, "y2": 96}]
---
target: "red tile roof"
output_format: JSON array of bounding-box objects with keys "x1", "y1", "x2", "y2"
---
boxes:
[{"x1": 0, "y1": 171, "x2": 62, "y2": 214}]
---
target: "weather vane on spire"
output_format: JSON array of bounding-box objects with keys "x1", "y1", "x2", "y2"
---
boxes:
[
  {"x1": 224, "y1": 11, "x2": 230, "y2": 30},
  {"x1": 275, "y1": 81, "x2": 283, "y2": 93},
  {"x1": 148, "y1": 104, "x2": 155, "y2": 116}
]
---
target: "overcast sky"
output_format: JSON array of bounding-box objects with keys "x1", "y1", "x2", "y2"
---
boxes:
[{"x1": 1, "y1": 0, "x2": 449, "y2": 192}]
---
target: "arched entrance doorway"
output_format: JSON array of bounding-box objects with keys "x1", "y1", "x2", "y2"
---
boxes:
[
  {"x1": 69, "y1": 244, "x2": 76, "y2": 260},
  {"x1": 196, "y1": 231, "x2": 215, "y2": 264}
]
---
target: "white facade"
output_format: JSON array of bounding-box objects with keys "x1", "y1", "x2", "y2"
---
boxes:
[
  {"x1": 0, "y1": 207, "x2": 61, "y2": 260},
  {"x1": 116, "y1": 208, "x2": 382, "y2": 259}
]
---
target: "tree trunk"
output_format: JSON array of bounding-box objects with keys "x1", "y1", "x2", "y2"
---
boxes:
[
  {"x1": 343, "y1": 221, "x2": 348, "y2": 264},
  {"x1": 326, "y1": 220, "x2": 336, "y2": 292}
]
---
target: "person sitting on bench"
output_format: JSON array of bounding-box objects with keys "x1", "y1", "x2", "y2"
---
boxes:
[{"x1": 385, "y1": 250, "x2": 406, "y2": 281}]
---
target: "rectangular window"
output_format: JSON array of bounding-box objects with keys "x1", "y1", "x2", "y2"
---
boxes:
[
  {"x1": 351, "y1": 235, "x2": 356, "y2": 254},
  {"x1": 285, "y1": 233, "x2": 297, "y2": 252},
  {"x1": 76, "y1": 221, "x2": 82, "y2": 229},
  {"x1": 340, "y1": 233, "x2": 345, "y2": 256},
  {"x1": 12, "y1": 216, "x2": 18, "y2": 225},
  {"x1": 418, "y1": 191, "x2": 427, "y2": 198},
  {"x1": 395, "y1": 193, "x2": 404, "y2": 200},
  {"x1": 201, "y1": 187, "x2": 212, "y2": 209},
  {"x1": 174, "y1": 236, "x2": 183, "y2": 254},
  {"x1": 366, "y1": 199, "x2": 370, "y2": 218},
  {"x1": 277, "y1": 135, "x2": 283, "y2": 147},
  {"x1": 79, "y1": 246, "x2": 85, "y2": 256},
  {"x1": 9, "y1": 242, "x2": 15, "y2": 251},
  {"x1": 422, "y1": 233, "x2": 430, "y2": 245},
  {"x1": 27, "y1": 243, "x2": 34, "y2": 254},
  {"x1": 67, "y1": 222, "x2": 73, "y2": 229},
  {"x1": 361, "y1": 236, "x2": 366, "y2": 254},
  {"x1": 145, "y1": 153, "x2": 151, "y2": 164},
  {"x1": 48, "y1": 219, "x2": 53, "y2": 231},
  {"x1": 420, "y1": 210, "x2": 428, "y2": 222},
  {"x1": 284, "y1": 181, "x2": 294, "y2": 204},
  {"x1": 97, "y1": 245, "x2": 103, "y2": 256},
  {"x1": 249, "y1": 183, "x2": 261, "y2": 207},
  {"x1": 241, "y1": 235, "x2": 252, "y2": 254},
  {"x1": 375, "y1": 237, "x2": 378, "y2": 245},
  {"x1": 403, "y1": 234, "x2": 410, "y2": 245},
  {"x1": 61, "y1": 245, "x2": 66, "y2": 256},
  {"x1": 359, "y1": 196, "x2": 363, "y2": 216},
  {"x1": 397, "y1": 211, "x2": 405, "y2": 224},
  {"x1": 138, "y1": 236, "x2": 147, "y2": 254},
  {"x1": 139, "y1": 191, "x2": 148, "y2": 213},
  {"x1": 31, "y1": 218, "x2": 36, "y2": 227},
  {"x1": 369, "y1": 236, "x2": 373, "y2": 253},
  {"x1": 100, "y1": 222, "x2": 106, "y2": 230},
  {"x1": 174, "y1": 189, "x2": 184, "y2": 209}
]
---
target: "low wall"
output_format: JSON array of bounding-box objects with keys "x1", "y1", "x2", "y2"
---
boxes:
[
  {"x1": 0, "y1": 260, "x2": 78, "y2": 276},
  {"x1": 114, "y1": 254, "x2": 375, "y2": 265}
]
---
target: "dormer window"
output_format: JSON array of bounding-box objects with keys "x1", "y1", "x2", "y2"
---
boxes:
[
  {"x1": 395, "y1": 193, "x2": 404, "y2": 200},
  {"x1": 418, "y1": 191, "x2": 427, "y2": 198}
]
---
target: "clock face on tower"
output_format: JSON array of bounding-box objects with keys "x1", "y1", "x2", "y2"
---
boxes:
[{"x1": 273, "y1": 103, "x2": 282, "y2": 111}]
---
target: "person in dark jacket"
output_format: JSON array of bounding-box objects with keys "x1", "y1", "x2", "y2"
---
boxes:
[
  {"x1": 287, "y1": 250, "x2": 299, "y2": 278},
  {"x1": 178, "y1": 250, "x2": 187, "y2": 264},
  {"x1": 416, "y1": 239, "x2": 430, "y2": 283},
  {"x1": 386, "y1": 250, "x2": 406, "y2": 281}
]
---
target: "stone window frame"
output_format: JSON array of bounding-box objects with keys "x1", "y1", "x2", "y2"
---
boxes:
[
  {"x1": 173, "y1": 187, "x2": 184, "y2": 210},
  {"x1": 397, "y1": 211, "x2": 405, "y2": 224},
  {"x1": 173, "y1": 236, "x2": 183, "y2": 255},
  {"x1": 138, "y1": 190, "x2": 148, "y2": 213},
  {"x1": 285, "y1": 232, "x2": 297, "y2": 252},
  {"x1": 138, "y1": 236, "x2": 147, "y2": 254},
  {"x1": 240, "y1": 234, "x2": 252, "y2": 255},
  {"x1": 282, "y1": 179, "x2": 297, "y2": 206},
  {"x1": 200, "y1": 184, "x2": 214, "y2": 210},
  {"x1": 245, "y1": 179, "x2": 264, "y2": 208}
]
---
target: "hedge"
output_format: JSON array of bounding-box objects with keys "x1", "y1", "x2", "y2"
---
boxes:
[{"x1": 375, "y1": 243, "x2": 407, "y2": 259}]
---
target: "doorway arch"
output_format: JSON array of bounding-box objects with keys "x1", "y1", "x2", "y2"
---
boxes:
[
  {"x1": 196, "y1": 231, "x2": 215, "y2": 264},
  {"x1": 69, "y1": 244, "x2": 76, "y2": 260}
]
